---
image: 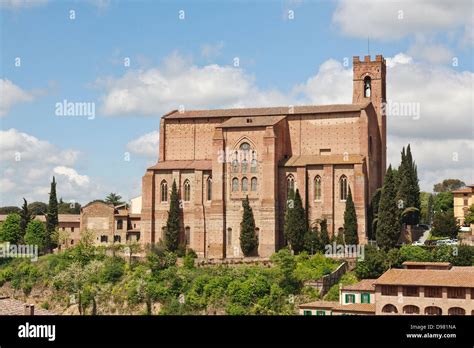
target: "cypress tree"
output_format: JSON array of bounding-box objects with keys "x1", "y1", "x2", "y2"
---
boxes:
[
  {"x1": 240, "y1": 196, "x2": 258, "y2": 256},
  {"x1": 343, "y1": 187, "x2": 359, "y2": 245},
  {"x1": 283, "y1": 189, "x2": 306, "y2": 253},
  {"x1": 376, "y1": 166, "x2": 401, "y2": 251},
  {"x1": 46, "y1": 177, "x2": 59, "y2": 251},
  {"x1": 368, "y1": 188, "x2": 381, "y2": 240},
  {"x1": 426, "y1": 194, "x2": 434, "y2": 225},
  {"x1": 19, "y1": 198, "x2": 31, "y2": 240},
  {"x1": 397, "y1": 145, "x2": 421, "y2": 225},
  {"x1": 319, "y1": 219, "x2": 330, "y2": 248},
  {"x1": 304, "y1": 223, "x2": 321, "y2": 255},
  {"x1": 336, "y1": 228, "x2": 345, "y2": 245},
  {"x1": 165, "y1": 180, "x2": 180, "y2": 251}
]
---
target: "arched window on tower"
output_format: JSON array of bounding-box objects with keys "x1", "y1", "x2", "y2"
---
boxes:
[
  {"x1": 314, "y1": 176, "x2": 322, "y2": 201},
  {"x1": 340, "y1": 175, "x2": 348, "y2": 201},
  {"x1": 240, "y1": 143, "x2": 250, "y2": 173},
  {"x1": 183, "y1": 180, "x2": 191, "y2": 202},
  {"x1": 251, "y1": 151, "x2": 257, "y2": 173},
  {"x1": 364, "y1": 76, "x2": 371, "y2": 98},
  {"x1": 206, "y1": 177, "x2": 212, "y2": 201},
  {"x1": 231, "y1": 152, "x2": 239, "y2": 173},
  {"x1": 161, "y1": 180, "x2": 168, "y2": 202},
  {"x1": 287, "y1": 175, "x2": 295, "y2": 198}
]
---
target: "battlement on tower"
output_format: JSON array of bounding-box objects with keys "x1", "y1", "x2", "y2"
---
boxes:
[{"x1": 353, "y1": 55, "x2": 385, "y2": 63}]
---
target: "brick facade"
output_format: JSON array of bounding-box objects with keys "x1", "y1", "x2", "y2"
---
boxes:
[{"x1": 142, "y1": 55, "x2": 387, "y2": 258}]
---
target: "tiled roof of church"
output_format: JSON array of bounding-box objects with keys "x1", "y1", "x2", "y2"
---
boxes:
[
  {"x1": 163, "y1": 102, "x2": 371, "y2": 119},
  {"x1": 280, "y1": 154, "x2": 365, "y2": 166},
  {"x1": 148, "y1": 160, "x2": 212, "y2": 171}
]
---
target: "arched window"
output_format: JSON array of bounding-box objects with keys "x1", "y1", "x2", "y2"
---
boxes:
[
  {"x1": 403, "y1": 305, "x2": 420, "y2": 315},
  {"x1": 287, "y1": 175, "x2": 295, "y2": 197},
  {"x1": 161, "y1": 180, "x2": 168, "y2": 202},
  {"x1": 425, "y1": 306, "x2": 442, "y2": 316},
  {"x1": 232, "y1": 178, "x2": 239, "y2": 192},
  {"x1": 314, "y1": 176, "x2": 322, "y2": 201},
  {"x1": 241, "y1": 159, "x2": 248, "y2": 173},
  {"x1": 364, "y1": 76, "x2": 371, "y2": 98},
  {"x1": 183, "y1": 180, "x2": 191, "y2": 202},
  {"x1": 251, "y1": 151, "x2": 257, "y2": 173},
  {"x1": 227, "y1": 228, "x2": 232, "y2": 246},
  {"x1": 206, "y1": 177, "x2": 212, "y2": 201},
  {"x1": 448, "y1": 307, "x2": 465, "y2": 315},
  {"x1": 185, "y1": 226, "x2": 191, "y2": 245},
  {"x1": 381, "y1": 304, "x2": 398, "y2": 314},
  {"x1": 231, "y1": 155, "x2": 239, "y2": 173},
  {"x1": 339, "y1": 175, "x2": 348, "y2": 201},
  {"x1": 251, "y1": 177, "x2": 258, "y2": 191},
  {"x1": 242, "y1": 177, "x2": 248, "y2": 191}
]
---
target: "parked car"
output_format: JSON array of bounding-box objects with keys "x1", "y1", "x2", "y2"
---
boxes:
[
  {"x1": 436, "y1": 239, "x2": 458, "y2": 246},
  {"x1": 412, "y1": 240, "x2": 424, "y2": 246}
]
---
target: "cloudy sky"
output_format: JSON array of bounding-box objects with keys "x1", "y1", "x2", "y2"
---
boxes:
[{"x1": 1, "y1": 0, "x2": 473, "y2": 206}]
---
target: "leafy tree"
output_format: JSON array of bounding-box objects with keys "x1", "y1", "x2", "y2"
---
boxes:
[
  {"x1": 303, "y1": 225, "x2": 321, "y2": 255},
  {"x1": 433, "y1": 191, "x2": 453, "y2": 213},
  {"x1": 19, "y1": 198, "x2": 31, "y2": 239},
  {"x1": 451, "y1": 245, "x2": 473, "y2": 266},
  {"x1": 46, "y1": 177, "x2": 59, "y2": 251},
  {"x1": 431, "y1": 210, "x2": 458, "y2": 239},
  {"x1": 105, "y1": 193, "x2": 125, "y2": 206},
  {"x1": 24, "y1": 220, "x2": 48, "y2": 251},
  {"x1": 0, "y1": 213, "x2": 22, "y2": 244},
  {"x1": 354, "y1": 245, "x2": 388, "y2": 279},
  {"x1": 319, "y1": 219, "x2": 330, "y2": 247},
  {"x1": 270, "y1": 249, "x2": 300, "y2": 293},
  {"x1": 284, "y1": 189, "x2": 307, "y2": 253},
  {"x1": 399, "y1": 245, "x2": 432, "y2": 262},
  {"x1": 376, "y1": 166, "x2": 401, "y2": 251},
  {"x1": 343, "y1": 187, "x2": 358, "y2": 245},
  {"x1": 58, "y1": 198, "x2": 81, "y2": 214},
  {"x1": 27, "y1": 202, "x2": 48, "y2": 216},
  {"x1": 464, "y1": 204, "x2": 474, "y2": 225},
  {"x1": 0, "y1": 206, "x2": 21, "y2": 214},
  {"x1": 335, "y1": 229, "x2": 344, "y2": 245},
  {"x1": 240, "y1": 196, "x2": 258, "y2": 256},
  {"x1": 368, "y1": 188, "x2": 381, "y2": 240},
  {"x1": 165, "y1": 180, "x2": 180, "y2": 251},
  {"x1": 433, "y1": 179, "x2": 466, "y2": 193},
  {"x1": 420, "y1": 192, "x2": 434, "y2": 225}
]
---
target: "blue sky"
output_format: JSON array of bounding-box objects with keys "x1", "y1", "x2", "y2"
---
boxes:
[{"x1": 1, "y1": 0, "x2": 473, "y2": 206}]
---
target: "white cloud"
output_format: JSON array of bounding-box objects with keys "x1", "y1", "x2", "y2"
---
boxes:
[
  {"x1": 408, "y1": 40, "x2": 454, "y2": 65},
  {"x1": 0, "y1": 0, "x2": 48, "y2": 9},
  {"x1": 332, "y1": 0, "x2": 473, "y2": 41},
  {"x1": 0, "y1": 129, "x2": 103, "y2": 206},
  {"x1": 53, "y1": 166, "x2": 90, "y2": 187},
  {"x1": 0, "y1": 79, "x2": 34, "y2": 116},
  {"x1": 200, "y1": 41, "x2": 224, "y2": 59},
  {"x1": 126, "y1": 131, "x2": 160, "y2": 159}
]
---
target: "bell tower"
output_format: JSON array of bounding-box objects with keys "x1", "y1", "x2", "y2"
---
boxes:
[{"x1": 353, "y1": 55, "x2": 387, "y2": 174}]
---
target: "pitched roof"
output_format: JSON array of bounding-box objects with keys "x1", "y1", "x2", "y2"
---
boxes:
[
  {"x1": 163, "y1": 103, "x2": 371, "y2": 119},
  {"x1": 452, "y1": 185, "x2": 474, "y2": 194},
  {"x1": 220, "y1": 115, "x2": 286, "y2": 128},
  {"x1": 332, "y1": 303, "x2": 375, "y2": 313},
  {"x1": 299, "y1": 301, "x2": 338, "y2": 309},
  {"x1": 148, "y1": 160, "x2": 212, "y2": 171},
  {"x1": 0, "y1": 297, "x2": 55, "y2": 315},
  {"x1": 35, "y1": 214, "x2": 80, "y2": 223},
  {"x1": 374, "y1": 267, "x2": 474, "y2": 288},
  {"x1": 341, "y1": 279, "x2": 376, "y2": 292},
  {"x1": 280, "y1": 154, "x2": 365, "y2": 167}
]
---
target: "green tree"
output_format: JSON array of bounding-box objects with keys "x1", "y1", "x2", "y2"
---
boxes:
[
  {"x1": 354, "y1": 245, "x2": 388, "y2": 279},
  {"x1": 368, "y1": 188, "x2": 381, "y2": 240},
  {"x1": 46, "y1": 177, "x2": 59, "y2": 251},
  {"x1": 0, "y1": 206, "x2": 21, "y2": 214},
  {"x1": 0, "y1": 213, "x2": 22, "y2": 244},
  {"x1": 270, "y1": 249, "x2": 300, "y2": 293},
  {"x1": 24, "y1": 220, "x2": 48, "y2": 252},
  {"x1": 58, "y1": 198, "x2": 81, "y2": 214},
  {"x1": 343, "y1": 187, "x2": 358, "y2": 245},
  {"x1": 464, "y1": 204, "x2": 474, "y2": 225},
  {"x1": 420, "y1": 192, "x2": 434, "y2": 225},
  {"x1": 396, "y1": 145, "x2": 420, "y2": 225},
  {"x1": 165, "y1": 180, "x2": 180, "y2": 251},
  {"x1": 319, "y1": 219, "x2": 330, "y2": 247},
  {"x1": 27, "y1": 202, "x2": 48, "y2": 216},
  {"x1": 239, "y1": 196, "x2": 258, "y2": 256},
  {"x1": 283, "y1": 189, "x2": 306, "y2": 253},
  {"x1": 303, "y1": 224, "x2": 321, "y2": 255},
  {"x1": 433, "y1": 191, "x2": 454, "y2": 213},
  {"x1": 433, "y1": 179, "x2": 466, "y2": 193},
  {"x1": 105, "y1": 193, "x2": 125, "y2": 206},
  {"x1": 19, "y1": 198, "x2": 31, "y2": 239},
  {"x1": 376, "y1": 166, "x2": 401, "y2": 251},
  {"x1": 431, "y1": 210, "x2": 459, "y2": 239},
  {"x1": 335, "y1": 229, "x2": 344, "y2": 245}
]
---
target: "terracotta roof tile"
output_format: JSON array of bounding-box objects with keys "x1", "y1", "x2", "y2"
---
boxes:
[
  {"x1": 374, "y1": 267, "x2": 474, "y2": 288},
  {"x1": 0, "y1": 297, "x2": 55, "y2": 315},
  {"x1": 299, "y1": 301, "x2": 338, "y2": 309},
  {"x1": 332, "y1": 303, "x2": 376, "y2": 313},
  {"x1": 148, "y1": 160, "x2": 212, "y2": 171},
  {"x1": 341, "y1": 279, "x2": 376, "y2": 292},
  {"x1": 280, "y1": 154, "x2": 365, "y2": 167},
  {"x1": 163, "y1": 103, "x2": 371, "y2": 119}
]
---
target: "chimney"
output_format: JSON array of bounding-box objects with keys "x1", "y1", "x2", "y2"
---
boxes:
[{"x1": 24, "y1": 304, "x2": 35, "y2": 315}]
